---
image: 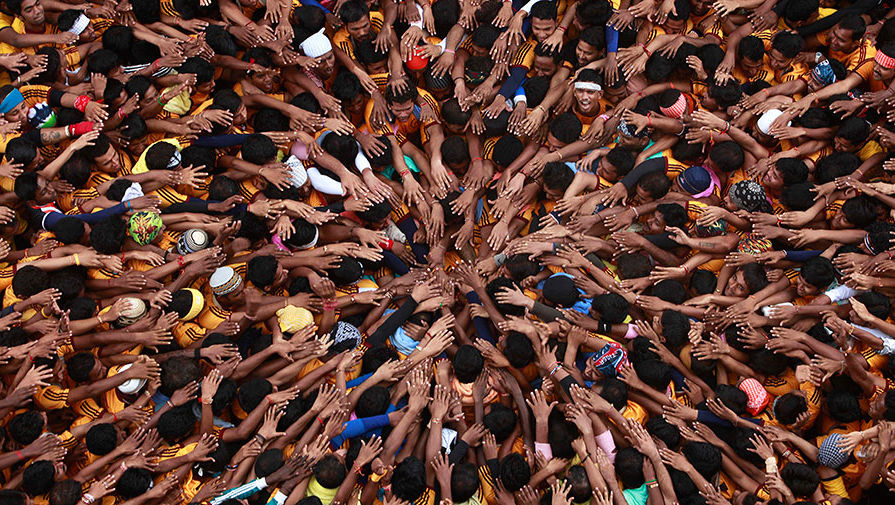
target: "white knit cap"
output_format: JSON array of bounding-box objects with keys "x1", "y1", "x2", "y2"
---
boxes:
[
  {"x1": 285, "y1": 155, "x2": 308, "y2": 187},
  {"x1": 116, "y1": 364, "x2": 147, "y2": 394},
  {"x1": 209, "y1": 266, "x2": 242, "y2": 296},
  {"x1": 756, "y1": 109, "x2": 790, "y2": 135},
  {"x1": 300, "y1": 31, "x2": 332, "y2": 59}
]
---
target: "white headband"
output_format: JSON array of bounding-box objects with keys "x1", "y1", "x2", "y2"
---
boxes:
[
  {"x1": 574, "y1": 82, "x2": 602, "y2": 91},
  {"x1": 67, "y1": 14, "x2": 90, "y2": 35},
  {"x1": 167, "y1": 150, "x2": 182, "y2": 168},
  {"x1": 298, "y1": 227, "x2": 319, "y2": 250}
]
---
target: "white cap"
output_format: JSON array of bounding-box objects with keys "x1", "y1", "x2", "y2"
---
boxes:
[
  {"x1": 300, "y1": 31, "x2": 332, "y2": 59},
  {"x1": 116, "y1": 364, "x2": 148, "y2": 395},
  {"x1": 209, "y1": 266, "x2": 242, "y2": 296},
  {"x1": 756, "y1": 109, "x2": 790, "y2": 135}
]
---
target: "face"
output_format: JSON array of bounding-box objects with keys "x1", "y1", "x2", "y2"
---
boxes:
[
  {"x1": 762, "y1": 163, "x2": 783, "y2": 189},
  {"x1": 249, "y1": 68, "x2": 279, "y2": 94},
  {"x1": 833, "y1": 136, "x2": 855, "y2": 152},
  {"x1": 796, "y1": 275, "x2": 821, "y2": 297},
  {"x1": 532, "y1": 56, "x2": 557, "y2": 77},
  {"x1": 346, "y1": 16, "x2": 373, "y2": 41},
  {"x1": 316, "y1": 52, "x2": 336, "y2": 78},
  {"x1": 873, "y1": 61, "x2": 895, "y2": 81},
  {"x1": 576, "y1": 40, "x2": 599, "y2": 65},
  {"x1": 574, "y1": 86, "x2": 602, "y2": 114},
  {"x1": 34, "y1": 175, "x2": 56, "y2": 203},
  {"x1": 234, "y1": 104, "x2": 248, "y2": 127},
  {"x1": 125, "y1": 136, "x2": 150, "y2": 157},
  {"x1": 79, "y1": 23, "x2": 96, "y2": 42},
  {"x1": 365, "y1": 58, "x2": 388, "y2": 74},
  {"x1": 740, "y1": 56, "x2": 764, "y2": 78},
  {"x1": 632, "y1": 184, "x2": 653, "y2": 205},
  {"x1": 469, "y1": 45, "x2": 488, "y2": 58},
  {"x1": 597, "y1": 157, "x2": 617, "y2": 181},
  {"x1": 645, "y1": 210, "x2": 666, "y2": 234},
  {"x1": 389, "y1": 99, "x2": 414, "y2": 122},
  {"x1": 4, "y1": 100, "x2": 28, "y2": 126},
  {"x1": 138, "y1": 85, "x2": 159, "y2": 109},
  {"x1": 830, "y1": 208, "x2": 850, "y2": 229},
  {"x1": 664, "y1": 18, "x2": 685, "y2": 34},
  {"x1": 725, "y1": 269, "x2": 748, "y2": 297},
  {"x1": 690, "y1": 0, "x2": 711, "y2": 15},
  {"x1": 604, "y1": 85, "x2": 626, "y2": 104},
  {"x1": 88, "y1": 357, "x2": 107, "y2": 381},
  {"x1": 531, "y1": 18, "x2": 557, "y2": 42},
  {"x1": 95, "y1": 145, "x2": 121, "y2": 173},
  {"x1": 220, "y1": 283, "x2": 246, "y2": 306},
  {"x1": 20, "y1": 0, "x2": 45, "y2": 25},
  {"x1": 345, "y1": 94, "x2": 365, "y2": 116},
  {"x1": 543, "y1": 182, "x2": 564, "y2": 200},
  {"x1": 828, "y1": 26, "x2": 857, "y2": 54},
  {"x1": 767, "y1": 49, "x2": 792, "y2": 72},
  {"x1": 545, "y1": 133, "x2": 565, "y2": 152}
]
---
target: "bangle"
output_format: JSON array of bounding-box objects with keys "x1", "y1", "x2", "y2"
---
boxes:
[
  {"x1": 682, "y1": 265, "x2": 690, "y2": 275},
  {"x1": 73, "y1": 253, "x2": 80, "y2": 266},
  {"x1": 202, "y1": 397, "x2": 213, "y2": 405},
  {"x1": 82, "y1": 494, "x2": 96, "y2": 504},
  {"x1": 226, "y1": 464, "x2": 238, "y2": 471},
  {"x1": 640, "y1": 44, "x2": 651, "y2": 57},
  {"x1": 631, "y1": 206, "x2": 640, "y2": 218},
  {"x1": 557, "y1": 25, "x2": 567, "y2": 31},
  {"x1": 645, "y1": 479, "x2": 657, "y2": 485},
  {"x1": 15, "y1": 450, "x2": 24, "y2": 461},
  {"x1": 96, "y1": 315, "x2": 104, "y2": 325},
  {"x1": 157, "y1": 97, "x2": 168, "y2": 106},
  {"x1": 166, "y1": 400, "x2": 174, "y2": 409},
  {"x1": 194, "y1": 348, "x2": 202, "y2": 360},
  {"x1": 720, "y1": 121, "x2": 730, "y2": 135},
  {"x1": 443, "y1": 48, "x2": 455, "y2": 54},
  {"x1": 125, "y1": 200, "x2": 132, "y2": 210},
  {"x1": 549, "y1": 363, "x2": 562, "y2": 376}
]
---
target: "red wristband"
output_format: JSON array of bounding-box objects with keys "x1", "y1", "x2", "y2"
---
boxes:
[
  {"x1": 67, "y1": 121, "x2": 94, "y2": 136},
  {"x1": 378, "y1": 239, "x2": 394, "y2": 250},
  {"x1": 73, "y1": 95, "x2": 90, "y2": 112}
]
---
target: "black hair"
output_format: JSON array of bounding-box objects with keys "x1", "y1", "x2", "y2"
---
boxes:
[
  {"x1": 12, "y1": 265, "x2": 49, "y2": 298},
  {"x1": 241, "y1": 134, "x2": 278, "y2": 165},
  {"x1": 548, "y1": 112, "x2": 583, "y2": 145},
  {"x1": 738, "y1": 36, "x2": 765, "y2": 62},
  {"x1": 160, "y1": 357, "x2": 202, "y2": 397},
  {"x1": 453, "y1": 345, "x2": 485, "y2": 383},
  {"x1": 89, "y1": 217, "x2": 126, "y2": 254},
  {"x1": 771, "y1": 32, "x2": 804, "y2": 58},
  {"x1": 49, "y1": 481, "x2": 81, "y2": 505},
  {"x1": 634, "y1": 359, "x2": 672, "y2": 391},
  {"x1": 637, "y1": 171, "x2": 671, "y2": 200},
  {"x1": 837, "y1": 117, "x2": 870, "y2": 144},
  {"x1": 391, "y1": 457, "x2": 427, "y2": 501},
  {"x1": 781, "y1": 182, "x2": 817, "y2": 211},
  {"x1": 484, "y1": 404, "x2": 517, "y2": 442},
  {"x1": 615, "y1": 448, "x2": 645, "y2": 488},
  {"x1": 600, "y1": 377, "x2": 628, "y2": 410},
  {"x1": 452, "y1": 463, "x2": 481, "y2": 502},
  {"x1": 8, "y1": 411, "x2": 44, "y2": 444},
  {"x1": 7, "y1": 137, "x2": 38, "y2": 168},
  {"x1": 498, "y1": 453, "x2": 531, "y2": 491},
  {"x1": 591, "y1": 293, "x2": 629, "y2": 324},
  {"x1": 780, "y1": 463, "x2": 820, "y2": 497},
  {"x1": 86, "y1": 49, "x2": 119, "y2": 75},
  {"x1": 840, "y1": 194, "x2": 878, "y2": 228},
  {"x1": 486, "y1": 277, "x2": 525, "y2": 316},
  {"x1": 102, "y1": 25, "x2": 134, "y2": 60},
  {"x1": 157, "y1": 405, "x2": 196, "y2": 443},
  {"x1": 66, "y1": 352, "x2": 96, "y2": 383},
  {"x1": 85, "y1": 423, "x2": 118, "y2": 456},
  {"x1": 800, "y1": 256, "x2": 836, "y2": 289},
  {"x1": 645, "y1": 416, "x2": 681, "y2": 449},
  {"x1": 179, "y1": 56, "x2": 215, "y2": 84},
  {"x1": 117, "y1": 468, "x2": 153, "y2": 499},
  {"x1": 492, "y1": 136, "x2": 524, "y2": 168},
  {"x1": 22, "y1": 460, "x2": 55, "y2": 496},
  {"x1": 542, "y1": 161, "x2": 574, "y2": 192},
  {"x1": 237, "y1": 377, "x2": 273, "y2": 413},
  {"x1": 773, "y1": 392, "x2": 808, "y2": 425},
  {"x1": 247, "y1": 256, "x2": 279, "y2": 289},
  {"x1": 522, "y1": 75, "x2": 550, "y2": 107},
  {"x1": 775, "y1": 158, "x2": 808, "y2": 186},
  {"x1": 709, "y1": 141, "x2": 745, "y2": 173},
  {"x1": 503, "y1": 332, "x2": 534, "y2": 368}
]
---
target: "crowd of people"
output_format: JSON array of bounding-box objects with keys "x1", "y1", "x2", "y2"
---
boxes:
[{"x1": 1, "y1": 0, "x2": 895, "y2": 504}]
